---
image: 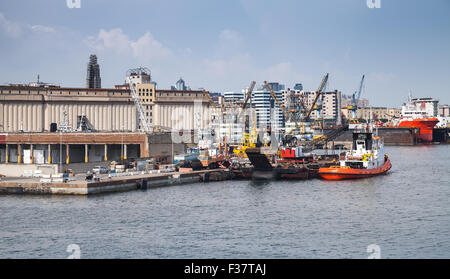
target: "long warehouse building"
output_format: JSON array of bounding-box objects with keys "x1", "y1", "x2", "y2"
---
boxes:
[
  {"x1": 1, "y1": 84, "x2": 212, "y2": 133},
  {"x1": 0, "y1": 85, "x2": 136, "y2": 132}
]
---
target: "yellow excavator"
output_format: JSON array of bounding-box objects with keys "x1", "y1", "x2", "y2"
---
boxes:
[
  {"x1": 233, "y1": 81, "x2": 257, "y2": 158},
  {"x1": 233, "y1": 121, "x2": 258, "y2": 157}
]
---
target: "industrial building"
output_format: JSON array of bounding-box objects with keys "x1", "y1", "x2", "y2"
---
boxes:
[
  {"x1": 341, "y1": 94, "x2": 369, "y2": 108},
  {"x1": 341, "y1": 106, "x2": 401, "y2": 122},
  {"x1": 0, "y1": 84, "x2": 136, "y2": 133},
  {"x1": 0, "y1": 67, "x2": 211, "y2": 173},
  {"x1": 116, "y1": 68, "x2": 212, "y2": 131}
]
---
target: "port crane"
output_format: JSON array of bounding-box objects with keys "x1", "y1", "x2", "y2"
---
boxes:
[
  {"x1": 281, "y1": 73, "x2": 329, "y2": 137},
  {"x1": 201, "y1": 89, "x2": 218, "y2": 109},
  {"x1": 130, "y1": 82, "x2": 151, "y2": 133},
  {"x1": 240, "y1": 81, "x2": 256, "y2": 113},
  {"x1": 305, "y1": 73, "x2": 329, "y2": 121},
  {"x1": 348, "y1": 74, "x2": 365, "y2": 124},
  {"x1": 233, "y1": 81, "x2": 258, "y2": 157},
  {"x1": 129, "y1": 77, "x2": 172, "y2": 133}
]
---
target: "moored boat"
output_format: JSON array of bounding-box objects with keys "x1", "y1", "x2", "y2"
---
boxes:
[
  {"x1": 388, "y1": 94, "x2": 439, "y2": 142},
  {"x1": 319, "y1": 128, "x2": 391, "y2": 180}
]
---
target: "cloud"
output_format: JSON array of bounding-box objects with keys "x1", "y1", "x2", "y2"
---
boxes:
[
  {"x1": 0, "y1": 12, "x2": 57, "y2": 37},
  {"x1": 0, "y1": 12, "x2": 22, "y2": 37},
  {"x1": 30, "y1": 25, "x2": 56, "y2": 33},
  {"x1": 264, "y1": 62, "x2": 294, "y2": 81},
  {"x1": 214, "y1": 29, "x2": 244, "y2": 57},
  {"x1": 85, "y1": 28, "x2": 131, "y2": 53},
  {"x1": 85, "y1": 28, "x2": 172, "y2": 61},
  {"x1": 131, "y1": 32, "x2": 172, "y2": 61},
  {"x1": 219, "y1": 29, "x2": 242, "y2": 47}
]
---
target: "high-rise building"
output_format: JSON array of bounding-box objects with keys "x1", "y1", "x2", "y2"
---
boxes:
[
  {"x1": 176, "y1": 77, "x2": 187, "y2": 91},
  {"x1": 223, "y1": 91, "x2": 244, "y2": 105},
  {"x1": 293, "y1": 83, "x2": 303, "y2": 91},
  {"x1": 86, "y1": 54, "x2": 101, "y2": 88},
  {"x1": 252, "y1": 84, "x2": 285, "y2": 130},
  {"x1": 303, "y1": 90, "x2": 342, "y2": 125}
]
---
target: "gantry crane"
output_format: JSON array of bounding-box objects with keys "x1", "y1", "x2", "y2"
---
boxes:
[{"x1": 348, "y1": 74, "x2": 365, "y2": 124}]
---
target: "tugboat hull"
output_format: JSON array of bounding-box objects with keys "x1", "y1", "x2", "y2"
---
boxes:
[{"x1": 318, "y1": 156, "x2": 391, "y2": 180}]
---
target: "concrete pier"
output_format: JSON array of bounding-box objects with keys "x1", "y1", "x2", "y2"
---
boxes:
[{"x1": 0, "y1": 169, "x2": 231, "y2": 195}]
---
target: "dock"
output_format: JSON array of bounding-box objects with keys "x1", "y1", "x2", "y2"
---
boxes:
[{"x1": 0, "y1": 169, "x2": 231, "y2": 195}]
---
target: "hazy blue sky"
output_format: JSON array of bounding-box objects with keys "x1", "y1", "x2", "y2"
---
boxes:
[{"x1": 0, "y1": 0, "x2": 449, "y2": 106}]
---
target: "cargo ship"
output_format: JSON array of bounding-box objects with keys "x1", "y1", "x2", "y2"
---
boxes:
[
  {"x1": 389, "y1": 95, "x2": 439, "y2": 142},
  {"x1": 318, "y1": 128, "x2": 391, "y2": 180}
]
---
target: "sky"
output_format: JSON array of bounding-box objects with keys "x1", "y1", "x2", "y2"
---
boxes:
[{"x1": 0, "y1": 0, "x2": 449, "y2": 107}]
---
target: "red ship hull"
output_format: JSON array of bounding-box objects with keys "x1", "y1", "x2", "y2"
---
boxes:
[{"x1": 396, "y1": 118, "x2": 438, "y2": 142}]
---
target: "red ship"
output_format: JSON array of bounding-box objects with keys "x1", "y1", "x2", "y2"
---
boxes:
[{"x1": 389, "y1": 95, "x2": 439, "y2": 142}]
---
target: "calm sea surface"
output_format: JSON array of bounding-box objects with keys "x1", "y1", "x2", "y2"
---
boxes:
[{"x1": 1, "y1": 146, "x2": 449, "y2": 258}]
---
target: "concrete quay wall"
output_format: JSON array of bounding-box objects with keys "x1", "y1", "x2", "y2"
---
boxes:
[{"x1": 0, "y1": 169, "x2": 230, "y2": 195}]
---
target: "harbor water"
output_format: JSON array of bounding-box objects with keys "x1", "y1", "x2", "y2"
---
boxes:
[{"x1": 1, "y1": 145, "x2": 449, "y2": 258}]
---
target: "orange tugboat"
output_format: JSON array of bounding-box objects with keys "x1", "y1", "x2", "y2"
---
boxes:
[{"x1": 319, "y1": 128, "x2": 391, "y2": 180}]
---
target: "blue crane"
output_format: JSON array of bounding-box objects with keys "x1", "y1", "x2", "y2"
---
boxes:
[{"x1": 349, "y1": 74, "x2": 365, "y2": 121}]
